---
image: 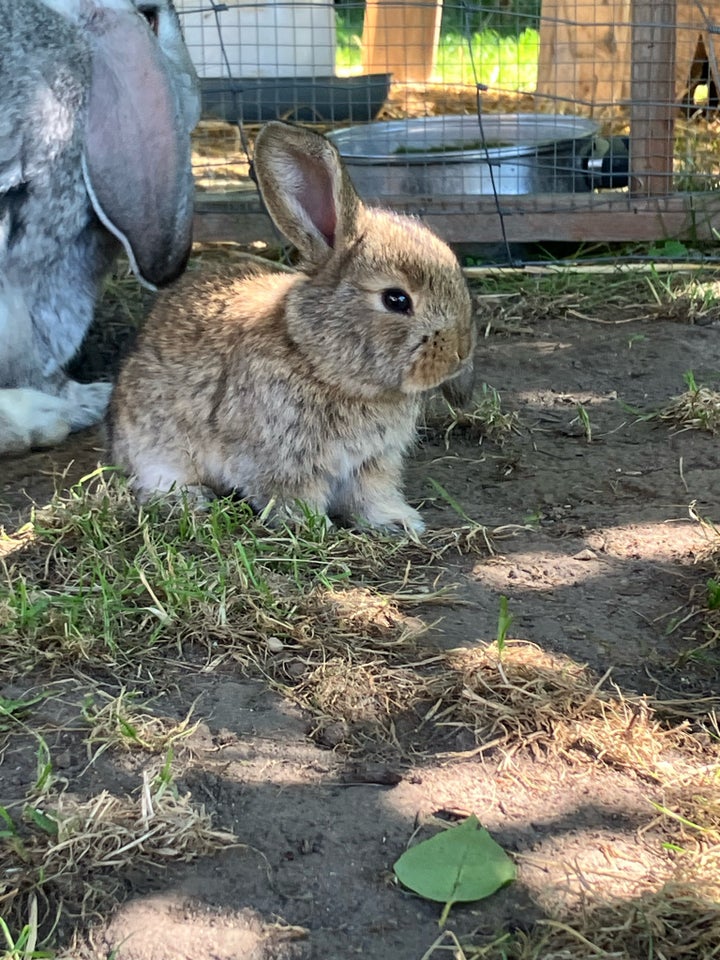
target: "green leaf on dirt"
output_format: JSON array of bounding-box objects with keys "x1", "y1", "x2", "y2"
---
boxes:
[{"x1": 393, "y1": 815, "x2": 516, "y2": 925}]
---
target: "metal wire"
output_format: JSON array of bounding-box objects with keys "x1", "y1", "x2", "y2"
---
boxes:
[
  {"x1": 461, "y1": 0, "x2": 515, "y2": 265},
  {"x1": 185, "y1": 0, "x2": 720, "y2": 263},
  {"x1": 204, "y1": 0, "x2": 290, "y2": 260}
]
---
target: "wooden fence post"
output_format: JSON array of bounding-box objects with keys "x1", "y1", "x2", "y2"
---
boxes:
[
  {"x1": 630, "y1": 0, "x2": 677, "y2": 196},
  {"x1": 361, "y1": 0, "x2": 443, "y2": 83}
]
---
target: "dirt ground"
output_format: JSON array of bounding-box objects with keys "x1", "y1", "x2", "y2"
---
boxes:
[{"x1": 2, "y1": 265, "x2": 719, "y2": 959}]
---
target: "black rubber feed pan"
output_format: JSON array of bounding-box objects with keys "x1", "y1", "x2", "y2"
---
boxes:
[{"x1": 200, "y1": 75, "x2": 392, "y2": 124}]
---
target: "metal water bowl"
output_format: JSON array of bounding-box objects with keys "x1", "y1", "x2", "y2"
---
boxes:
[{"x1": 327, "y1": 114, "x2": 604, "y2": 198}]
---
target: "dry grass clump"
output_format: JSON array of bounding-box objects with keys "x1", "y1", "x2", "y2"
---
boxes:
[
  {"x1": 484, "y1": 886, "x2": 720, "y2": 960},
  {"x1": 423, "y1": 384, "x2": 522, "y2": 450},
  {"x1": 427, "y1": 763, "x2": 720, "y2": 960},
  {"x1": 1, "y1": 774, "x2": 235, "y2": 937},
  {"x1": 435, "y1": 767, "x2": 720, "y2": 959},
  {"x1": 644, "y1": 770, "x2": 720, "y2": 892},
  {"x1": 656, "y1": 373, "x2": 720, "y2": 435},
  {"x1": 248, "y1": 627, "x2": 711, "y2": 765},
  {"x1": 431, "y1": 641, "x2": 695, "y2": 776},
  {"x1": 224, "y1": 583, "x2": 438, "y2": 750},
  {"x1": 427, "y1": 885, "x2": 720, "y2": 959},
  {"x1": 82, "y1": 689, "x2": 199, "y2": 761}
]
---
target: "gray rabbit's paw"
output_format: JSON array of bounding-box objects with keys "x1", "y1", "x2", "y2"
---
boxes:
[
  {"x1": 0, "y1": 388, "x2": 71, "y2": 455},
  {"x1": 59, "y1": 380, "x2": 113, "y2": 431}
]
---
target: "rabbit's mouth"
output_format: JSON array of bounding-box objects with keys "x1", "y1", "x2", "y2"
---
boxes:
[
  {"x1": 403, "y1": 352, "x2": 470, "y2": 393},
  {"x1": 402, "y1": 324, "x2": 475, "y2": 391}
]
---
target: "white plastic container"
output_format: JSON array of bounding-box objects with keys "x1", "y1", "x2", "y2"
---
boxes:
[{"x1": 176, "y1": 0, "x2": 337, "y2": 78}]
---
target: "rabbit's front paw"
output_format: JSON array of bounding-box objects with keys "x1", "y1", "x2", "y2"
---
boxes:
[
  {"x1": 0, "y1": 388, "x2": 71, "y2": 455},
  {"x1": 59, "y1": 380, "x2": 113, "y2": 431},
  {"x1": 361, "y1": 500, "x2": 426, "y2": 536}
]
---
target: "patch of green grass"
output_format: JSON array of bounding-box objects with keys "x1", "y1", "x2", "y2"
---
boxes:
[
  {"x1": 495, "y1": 595, "x2": 513, "y2": 655},
  {"x1": 435, "y1": 28, "x2": 539, "y2": 89},
  {"x1": 2, "y1": 478, "x2": 350, "y2": 666},
  {"x1": 465, "y1": 260, "x2": 720, "y2": 331},
  {"x1": 0, "y1": 694, "x2": 47, "y2": 733},
  {"x1": 0, "y1": 897, "x2": 52, "y2": 960},
  {"x1": 1, "y1": 472, "x2": 495, "y2": 675},
  {"x1": 335, "y1": 3, "x2": 539, "y2": 91}
]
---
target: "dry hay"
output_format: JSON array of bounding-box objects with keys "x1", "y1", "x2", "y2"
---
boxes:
[
  {"x1": 490, "y1": 886, "x2": 720, "y2": 960},
  {"x1": 423, "y1": 386, "x2": 522, "y2": 451},
  {"x1": 82, "y1": 689, "x2": 199, "y2": 761},
  {"x1": 645, "y1": 770, "x2": 720, "y2": 890},
  {"x1": 656, "y1": 380, "x2": 720, "y2": 435},
  {"x1": 429, "y1": 641, "x2": 704, "y2": 776},
  {"x1": 2, "y1": 475, "x2": 713, "y2": 765},
  {"x1": 235, "y1": 623, "x2": 712, "y2": 768},
  {"x1": 0, "y1": 773, "x2": 235, "y2": 937}
]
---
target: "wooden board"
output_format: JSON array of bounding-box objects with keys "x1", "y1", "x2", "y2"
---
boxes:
[
  {"x1": 630, "y1": 0, "x2": 676, "y2": 196},
  {"x1": 194, "y1": 190, "x2": 720, "y2": 245}
]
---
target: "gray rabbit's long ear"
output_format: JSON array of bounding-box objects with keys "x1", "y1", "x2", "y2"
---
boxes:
[
  {"x1": 253, "y1": 122, "x2": 361, "y2": 267},
  {"x1": 81, "y1": 5, "x2": 197, "y2": 288}
]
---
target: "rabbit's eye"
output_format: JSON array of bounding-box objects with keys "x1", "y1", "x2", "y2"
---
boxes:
[
  {"x1": 139, "y1": 5, "x2": 159, "y2": 34},
  {"x1": 382, "y1": 289, "x2": 413, "y2": 315}
]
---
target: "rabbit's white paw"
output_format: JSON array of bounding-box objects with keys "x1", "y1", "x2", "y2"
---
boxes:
[
  {"x1": 59, "y1": 380, "x2": 113, "y2": 431},
  {"x1": 0, "y1": 388, "x2": 71, "y2": 454},
  {"x1": 361, "y1": 499, "x2": 426, "y2": 536}
]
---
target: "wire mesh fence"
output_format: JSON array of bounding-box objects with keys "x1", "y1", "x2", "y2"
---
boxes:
[{"x1": 182, "y1": 0, "x2": 720, "y2": 255}]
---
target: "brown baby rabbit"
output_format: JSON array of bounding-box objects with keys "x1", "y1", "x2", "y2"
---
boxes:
[{"x1": 109, "y1": 121, "x2": 475, "y2": 534}]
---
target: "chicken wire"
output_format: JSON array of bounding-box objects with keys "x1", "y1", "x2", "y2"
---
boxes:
[{"x1": 181, "y1": 0, "x2": 720, "y2": 253}]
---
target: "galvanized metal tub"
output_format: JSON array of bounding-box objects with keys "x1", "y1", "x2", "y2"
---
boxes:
[{"x1": 327, "y1": 114, "x2": 602, "y2": 198}]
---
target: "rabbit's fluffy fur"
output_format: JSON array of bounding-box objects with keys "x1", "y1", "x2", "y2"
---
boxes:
[
  {"x1": 110, "y1": 122, "x2": 475, "y2": 534},
  {"x1": 0, "y1": 0, "x2": 198, "y2": 455}
]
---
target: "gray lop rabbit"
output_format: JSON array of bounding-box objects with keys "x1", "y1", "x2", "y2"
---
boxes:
[
  {"x1": 110, "y1": 122, "x2": 476, "y2": 534},
  {"x1": 0, "y1": 0, "x2": 200, "y2": 455}
]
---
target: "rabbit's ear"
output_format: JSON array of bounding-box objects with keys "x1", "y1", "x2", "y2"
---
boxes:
[
  {"x1": 81, "y1": 4, "x2": 197, "y2": 288},
  {"x1": 253, "y1": 122, "x2": 361, "y2": 266}
]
